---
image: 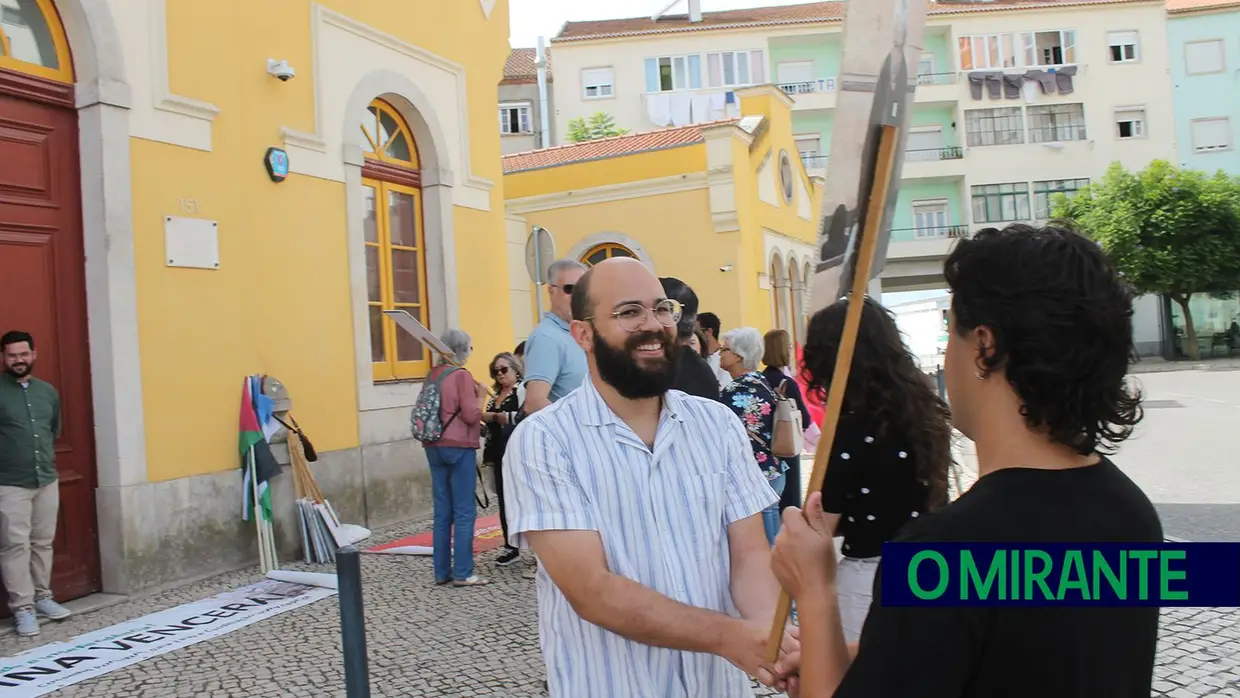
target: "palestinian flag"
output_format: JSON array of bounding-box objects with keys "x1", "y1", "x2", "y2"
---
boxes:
[{"x1": 240, "y1": 376, "x2": 280, "y2": 522}]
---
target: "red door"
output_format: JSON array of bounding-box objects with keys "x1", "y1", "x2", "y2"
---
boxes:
[{"x1": 0, "y1": 68, "x2": 101, "y2": 605}]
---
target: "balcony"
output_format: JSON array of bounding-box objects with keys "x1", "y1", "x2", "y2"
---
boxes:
[
  {"x1": 888, "y1": 224, "x2": 971, "y2": 262},
  {"x1": 800, "y1": 154, "x2": 828, "y2": 179},
  {"x1": 778, "y1": 77, "x2": 837, "y2": 111},
  {"x1": 914, "y1": 72, "x2": 961, "y2": 104},
  {"x1": 901, "y1": 146, "x2": 965, "y2": 179}
]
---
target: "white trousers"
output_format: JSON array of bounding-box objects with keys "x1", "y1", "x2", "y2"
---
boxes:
[{"x1": 836, "y1": 556, "x2": 880, "y2": 643}]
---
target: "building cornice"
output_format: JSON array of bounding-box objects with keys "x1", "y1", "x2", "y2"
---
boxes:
[{"x1": 505, "y1": 172, "x2": 708, "y2": 214}]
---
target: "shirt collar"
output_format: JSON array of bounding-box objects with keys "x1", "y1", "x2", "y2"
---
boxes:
[
  {"x1": 578, "y1": 376, "x2": 685, "y2": 428},
  {"x1": 542, "y1": 312, "x2": 571, "y2": 332}
]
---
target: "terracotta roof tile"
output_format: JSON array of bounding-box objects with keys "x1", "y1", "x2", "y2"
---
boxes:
[
  {"x1": 502, "y1": 47, "x2": 552, "y2": 85},
  {"x1": 1167, "y1": 0, "x2": 1240, "y2": 13},
  {"x1": 502, "y1": 120, "x2": 737, "y2": 174},
  {"x1": 551, "y1": 0, "x2": 1155, "y2": 42}
]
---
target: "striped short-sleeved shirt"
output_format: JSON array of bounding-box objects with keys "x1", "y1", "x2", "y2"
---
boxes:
[{"x1": 504, "y1": 378, "x2": 778, "y2": 698}]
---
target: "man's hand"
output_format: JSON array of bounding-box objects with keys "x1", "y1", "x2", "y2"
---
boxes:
[
  {"x1": 771, "y1": 492, "x2": 838, "y2": 600},
  {"x1": 718, "y1": 620, "x2": 780, "y2": 680},
  {"x1": 756, "y1": 625, "x2": 801, "y2": 693}
]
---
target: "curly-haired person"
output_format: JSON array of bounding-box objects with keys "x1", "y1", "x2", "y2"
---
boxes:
[{"x1": 767, "y1": 223, "x2": 1161, "y2": 698}]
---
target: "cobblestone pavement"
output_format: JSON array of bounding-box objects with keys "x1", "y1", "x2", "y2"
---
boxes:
[{"x1": 0, "y1": 473, "x2": 1235, "y2": 696}]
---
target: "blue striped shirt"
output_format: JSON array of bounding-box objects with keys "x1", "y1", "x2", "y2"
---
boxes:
[{"x1": 504, "y1": 378, "x2": 778, "y2": 698}]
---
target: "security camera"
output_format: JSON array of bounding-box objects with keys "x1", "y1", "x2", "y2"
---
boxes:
[
  {"x1": 267, "y1": 59, "x2": 296, "y2": 82},
  {"x1": 719, "y1": 264, "x2": 733, "y2": 272}
]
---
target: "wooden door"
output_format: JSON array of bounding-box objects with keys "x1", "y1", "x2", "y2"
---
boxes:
[{"x1": 0, "y1": 69, "x2": 100, "y2": 604}]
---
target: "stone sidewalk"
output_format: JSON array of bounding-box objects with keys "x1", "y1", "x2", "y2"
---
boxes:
[{"x1": 0, "y1": 516, "x2": 1235, "y2": 696}]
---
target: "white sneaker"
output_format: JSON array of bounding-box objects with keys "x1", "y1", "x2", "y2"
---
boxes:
[
  {"x1": 13, "y1": 607, "x2": 39, "y2": 637},
  {"x1": 34, "y1": 597, "x2": 71, "y2": 620}
]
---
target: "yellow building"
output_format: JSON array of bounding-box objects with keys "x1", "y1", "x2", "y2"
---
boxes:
[
  {"x1": 0, "y1": 0, "x2": 512, "y2": 597},
  {"x1": 504, "y1": 85, "x2": 821, "y2": 344}
]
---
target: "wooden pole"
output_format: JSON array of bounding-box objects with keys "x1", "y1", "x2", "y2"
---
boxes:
[
  {"x1": 765, "y1": 124, "x2": 902, "y2": 663},
  {"x1": 248, "y1": 448, "x2": 268, "y2": 572}
]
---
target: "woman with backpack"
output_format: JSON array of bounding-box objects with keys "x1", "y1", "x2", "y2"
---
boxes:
[{"x1": 415, "y1": 328, "x2": 489, "y2": 588}]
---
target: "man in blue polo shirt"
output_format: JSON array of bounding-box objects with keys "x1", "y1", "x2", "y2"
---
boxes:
[
  {"x1": 508, "y1": 259, "x2": 588, "y2": 580},
  {"x1": 522, "y1": 259, "x2": 588, "y2": 413}
]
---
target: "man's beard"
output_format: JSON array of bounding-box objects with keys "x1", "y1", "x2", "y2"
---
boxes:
[
  {"x1": 4, "y1": 360, "x2": 32, "y2": 378},
  {"x1": 593, "y1": 329, "x2": 679, "y2": 399}
]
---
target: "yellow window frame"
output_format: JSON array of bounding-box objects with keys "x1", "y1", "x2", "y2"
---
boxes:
[
  {"x1": 581, "y1": 242, "x2": 635, "y2": 266},
  {"x1": 0, "y1": 0, "x2": 75, "y2": 84},
  {"x1": 362, "y1": 98, "x2": 420, "y2": 168},
  {"x1": 365, "y1": 179, "x2": 430, "y2": 382}
]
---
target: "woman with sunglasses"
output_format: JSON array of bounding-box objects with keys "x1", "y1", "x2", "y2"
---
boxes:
[{"x1": 481, "y1": 352, "x2": 525, "y2": 567}]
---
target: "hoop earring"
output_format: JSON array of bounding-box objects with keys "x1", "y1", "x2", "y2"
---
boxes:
[{"x1": 975, "y1": 370, "x2": 986, "y2": 380}]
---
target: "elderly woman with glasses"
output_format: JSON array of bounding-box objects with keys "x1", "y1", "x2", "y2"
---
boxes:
[
  {"x1": 480, "y1": 351, "x2": 525, "y2": 568},
  {"x1": 422, "y1": 328, "x2": 490, "y2": 588},
  {"x1": 718, "y1": 326, "x2": 788, "y2": 545}
]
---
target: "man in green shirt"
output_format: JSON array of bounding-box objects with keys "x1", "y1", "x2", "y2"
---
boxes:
[{"x1": 0, "y1": 331, "x2": 72, "y2": 636}]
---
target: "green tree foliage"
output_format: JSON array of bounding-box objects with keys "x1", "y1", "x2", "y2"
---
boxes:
[
  {"x1": 565, "y1": 112, "x2": 629, "y2": 143},
  {"x1": 1052, "y1": 160, "x2": 1240, "y2": 359}
]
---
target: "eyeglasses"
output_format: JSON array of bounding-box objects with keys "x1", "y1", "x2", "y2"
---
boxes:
[
  {"x1": 551, "y1": 284, "x2": 576, "y2": 295},
  {"x1": 491, "y1": 365, "x2": 511, "y2": 377},
  {"x1": 584, "y1": 299, "x2": 683, "y2": 333}
]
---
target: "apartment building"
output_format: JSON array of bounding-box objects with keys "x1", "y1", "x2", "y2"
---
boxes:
[
  {"x1": 547, "y1": 0, "x2": 1177, "y2": 302},
  {"x1": 1167, "y1": 0, "x2": 1240, "y2": 174},
  {"x1": 500, "y1": 47, "x2": 555, "y2": 154}
]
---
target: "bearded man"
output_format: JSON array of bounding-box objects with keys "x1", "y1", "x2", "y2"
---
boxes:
[{"x1": 504, "y1": 258, "x2": 794, "y2": 698}]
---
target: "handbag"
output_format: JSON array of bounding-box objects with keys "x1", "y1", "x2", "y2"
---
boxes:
[{"x1": 771, "y1": 380, "x2": 804, "y2": 459}]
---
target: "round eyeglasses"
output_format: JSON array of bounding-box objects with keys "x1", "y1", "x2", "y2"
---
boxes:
[{"x1": 585, "y1": 299, "x2": 683, "y2": 333}]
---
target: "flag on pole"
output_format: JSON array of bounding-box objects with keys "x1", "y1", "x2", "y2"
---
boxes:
[{"x1": 240, "y1": 376, "x2": 280, "y2": 522}]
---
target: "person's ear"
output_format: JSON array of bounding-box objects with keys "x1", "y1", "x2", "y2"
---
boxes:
[
  {"x1": 973, "y1": 326, "x2": 995, "y2": 378},
  {"x1": 570, "y1": 319, "x2": 593, "y2": 353}
]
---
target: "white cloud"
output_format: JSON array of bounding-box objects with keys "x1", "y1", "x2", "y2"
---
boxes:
[{"x1": 508, "y1": 0, "x2": 815, "y2": 48}]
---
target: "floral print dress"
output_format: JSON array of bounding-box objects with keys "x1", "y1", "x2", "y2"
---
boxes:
[{"x1": 721, "y1": 372, "x2": 785, "y2": 481}]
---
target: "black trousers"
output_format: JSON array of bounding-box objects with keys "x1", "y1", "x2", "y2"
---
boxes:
[{"x1": 487, "y1": 456, "x2": 517, "y2": 551}]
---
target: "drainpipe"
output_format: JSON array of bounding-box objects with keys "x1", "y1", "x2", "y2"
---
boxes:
[{"x1": 536, "y1": 37, "x2": 552, "y2": 149}]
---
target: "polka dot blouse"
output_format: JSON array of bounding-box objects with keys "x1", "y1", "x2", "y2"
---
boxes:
[{"x1": 820, "y1": 412, "x2": 930, "y2": 560}]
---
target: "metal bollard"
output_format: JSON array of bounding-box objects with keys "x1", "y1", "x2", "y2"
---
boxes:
[{"x1": 337, "y1": 546, "x2": 371, "y2": 698}]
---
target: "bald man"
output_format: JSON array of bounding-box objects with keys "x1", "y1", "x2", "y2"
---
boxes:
[{"x1": 503, "y1": 259, "x2": 794, "y2": 697}]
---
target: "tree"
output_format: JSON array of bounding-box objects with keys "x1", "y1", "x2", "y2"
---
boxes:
[
  {"x1": 565, "y1": 112, "x2": 629, "y2": 143},
  {"x1": 1052, "y1": 160, "x2": 1240, "y2": 359}
]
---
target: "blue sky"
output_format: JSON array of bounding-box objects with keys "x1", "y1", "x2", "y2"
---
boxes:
[{"x1": 508, "y1": 0, "x2": 813, "y2": 47}]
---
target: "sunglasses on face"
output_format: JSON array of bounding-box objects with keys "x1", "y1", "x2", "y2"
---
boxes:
[
  {"x1": 552, "y1": 283, "x2": 576, "y2": 295},
  {"x1": 491, "y1": 365, "x2": 512, "y2": 377}
]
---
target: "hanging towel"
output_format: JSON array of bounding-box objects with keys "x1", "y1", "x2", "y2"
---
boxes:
[
  {"x1": 646, "y1": 93, "x2": 672, "y2": 127},
  {"x1": 725, "y1": 90, "x2": 736, "y2": 104},
  {"x1": 967, "y1": 72, "x2": 985, "y2": 100},
  {"x1": 670, "y1": 93, "x2": 692, "y2": 127},
  {"x1": 690, "y1": 94, "x2": 711, "y2": 124},
  {"x1": 708, "y1": 92, "x2": 727, "y2": 119},
  {"x1": 983, "y1": 73, "x2": 1002, "y2": 99},
  {"x1": 1025, "y1": 69, "x2": 1055, "y2": 94},
  {"x1": 1054, "y1": 65, "x2": 1077, "y2": 95},
  {"x1": 1002, "y1": 74, "x2": 1022, "y2": 100},
  {"x1": 1020, "y1": 78, "x2": 1038, "y2": 103}
]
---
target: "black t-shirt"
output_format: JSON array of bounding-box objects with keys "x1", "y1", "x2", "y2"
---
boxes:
[
  {"x1": 834, "y1": 458, "x2": 1163, "y2": 698},
  {"x1": 672, "y1": 345, "x2": 721, "y2": 402},
  {"x1": 820, "y1": 413, "x2": 934, "y2": 559}
]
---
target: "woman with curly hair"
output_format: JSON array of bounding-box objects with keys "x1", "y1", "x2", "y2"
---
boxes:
[{"x1": 796, "y1": 296, "x2": 954, "y2": 642}]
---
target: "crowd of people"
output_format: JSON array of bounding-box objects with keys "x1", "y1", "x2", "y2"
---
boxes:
[{"x1": 411, "y1": 222, "x2": 1160, "y2": 698}]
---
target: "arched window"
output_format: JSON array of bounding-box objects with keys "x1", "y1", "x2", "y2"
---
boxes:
[
  {"x1": 362, "y1": 99, "x2": 430, "y2": 381},
  {"x1": 0, "y1": 0, "x2": 73, "y2": 83},
  {"x1": 581, "y1": 242, "x2": 634, "y2": 266}
]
